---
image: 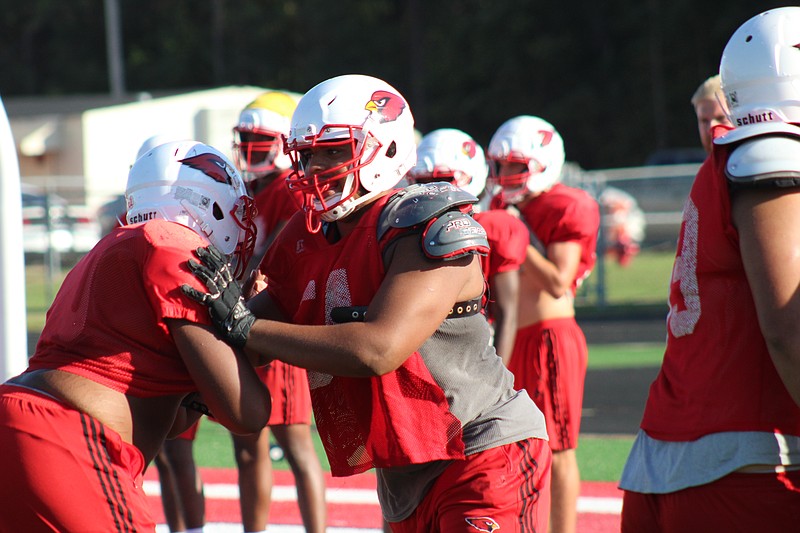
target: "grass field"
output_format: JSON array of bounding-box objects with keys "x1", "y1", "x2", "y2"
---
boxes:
[{"x1": 23, "y1": 249, "x2": 673, "y2": 484}]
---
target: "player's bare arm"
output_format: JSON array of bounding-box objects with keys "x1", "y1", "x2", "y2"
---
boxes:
[
  {"x1": 732, "y1": 186, "x2": 800, "y2": 405},
  {"x1": 167, "y1": 318, "x2": 270, "y2": 434},
  {"x1": 489, "y1": 269, "x2": 520, "y2": 365},
  {"x1": 244, "y1": 234, "x2": 481, "y2": 377},
  {"x1": 524, "y1": 240, "x2": 582, "y2": 298}
]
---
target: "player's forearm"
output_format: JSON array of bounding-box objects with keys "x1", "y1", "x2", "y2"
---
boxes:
[
  {"x1": 245, "y1": 319, "x2": 402, "y2": 377},
  {"x1": 524, "y1": 247, "x2": 571, "y2": 297},
  {"x1": 492, "y1": 316, "x2": 517, "y2": 366}
]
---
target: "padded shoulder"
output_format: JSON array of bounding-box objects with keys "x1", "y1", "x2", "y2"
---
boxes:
[
  {"x1": 726, "y1": 135, "x2": 800, "y2": 188},
  {"x1": 377, "y1": 182, "x2": 479, "y2": 241},
  {"x1": 422, "y1": 210, "x2": 489, "y2": 260}
]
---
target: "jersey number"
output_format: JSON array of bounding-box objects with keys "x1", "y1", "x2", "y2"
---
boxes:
[{"x1": 668, "y1": 198, "x2": 700, "y2": 337}]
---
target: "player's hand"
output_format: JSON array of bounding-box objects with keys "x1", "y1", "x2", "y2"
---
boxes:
[{"x1": 181, "y1": 245, "x2": 255, "y2": 349}]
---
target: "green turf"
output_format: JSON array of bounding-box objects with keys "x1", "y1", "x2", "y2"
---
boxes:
[
  {"x1": 577, "y1": 434, "x2": 634, "y2": 482},
  {"x1": 580, "y1": 249, "x2": 675, "y2": 306},
  {"x1": 25, "y1": 262, "x2": 67, "y2": 332},
  {"x1": 588, "y1": 343, "x2": 664, "y2": 369},
  {"x1": 191, "y1": 419, "x2": 331, "y2": 471}
]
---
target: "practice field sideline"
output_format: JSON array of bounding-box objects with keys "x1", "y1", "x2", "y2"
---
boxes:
[{"x1": 145, "y1": 468, "x2": 623, "y2": 532}]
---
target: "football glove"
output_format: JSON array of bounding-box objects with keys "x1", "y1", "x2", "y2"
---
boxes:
[{"x1": 181, "y1": 245, "x2": 255, "y2": 350}]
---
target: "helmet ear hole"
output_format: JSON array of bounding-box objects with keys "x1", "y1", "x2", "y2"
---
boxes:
[
  {"x1": 386, "y1": 141, "x2": 397, "y2": 158},
  {"x1": 213, "y1": 202, "x2": 225, "y2": 220}
]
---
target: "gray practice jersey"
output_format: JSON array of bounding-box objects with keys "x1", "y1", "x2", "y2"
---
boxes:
[{"x1": 376, "y1": 312, "x2": 548, "y2": 521}]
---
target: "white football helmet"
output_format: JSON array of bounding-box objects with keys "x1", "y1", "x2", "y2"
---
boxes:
[
  {"x1": 720, "y1": 7, "x2": 800, "y2": 131},
  {"x1": 487, "y1": 115, "x2": 565, "y2": 204},
  {"x1": 135, "y1": 134, "x2": 179, "y2": 161},
  {"x1": 126, "y1": 140, "x2": 257, "y2": 278},
  {"x1": 232, "y1": 91, "x2": 298, "y2": 182},
  {"x1": 284, "y1": 74, "x2": 417, "y2": 231},
  {"x1": 407, "y1": 128, "x2": 488, "y2": 198}
]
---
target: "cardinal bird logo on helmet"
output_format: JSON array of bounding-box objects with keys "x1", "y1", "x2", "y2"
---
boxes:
[
  {"x1": 465, "y1": 517, "x2": 500, "y2": 532},
  {"x1": 462, "y1": 140, "x2": 478, "y2": 159},
  {"x1": 365, "y1": 90, "x2": 406, "y2": 123},
  {"x1": 180, "y1": 153, "x2": 236, "y2": 185}
]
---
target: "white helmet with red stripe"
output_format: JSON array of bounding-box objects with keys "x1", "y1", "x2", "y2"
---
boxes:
[
  {"x1": 126, "y1": 140, "x2": 257, "y2": 278},
  {"x1": 408, "y1": 128, "x2": 488, "y2": 198},
  {"x1": 487, "y1": 115, "x2": 565, "y2": 203}
]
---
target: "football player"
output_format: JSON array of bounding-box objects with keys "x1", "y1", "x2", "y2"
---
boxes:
[
  {"x1": 231, "y1": 91, "x2": 327, "y2": 533},
  {"x1": 232, "y1": 91, "x2": 306, "y2": 268},
  {"x1": 487, "y1": 115, "x2": 600, "y2": 533},
  {"x1": 184, "y1": 74, "x2": 552, "y2": 532},
  {"x1": 407, "y1": 127, "x2": 529, "y2": 364},
  {"x1": 620, "y1": 7, "x2": 800, "y2": 531},
  {"x1": 0, "y1": 141, "x2": 269, "y2": 531},
  {"x1": 690, "y1": 74, "x2": 732, "y2": 155}
]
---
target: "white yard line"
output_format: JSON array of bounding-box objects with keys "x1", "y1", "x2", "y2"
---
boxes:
[{"x1": 144, "y1": 481, "x2": 622, "y2": 514}]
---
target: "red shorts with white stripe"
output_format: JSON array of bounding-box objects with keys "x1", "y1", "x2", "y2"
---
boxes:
[
  {"x1": 0, "y1": 384, "x2": 155, "y2": 532},
  {"x1": 507, "y1": 317, "x2": 588, "y2": 451},
  {"x1": 257, "y1": 360, "x2": 312, "y2": 426},
  {"x1": 390, "y1": 438, "x2": 552, "y2": 533},
  {"x1": 622, "y1": 469, "x2": 800, "y2": 532}
]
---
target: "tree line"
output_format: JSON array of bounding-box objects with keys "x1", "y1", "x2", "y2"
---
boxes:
[{"x1": 0, "y1": 0, "x2": 785, "y2": 169}]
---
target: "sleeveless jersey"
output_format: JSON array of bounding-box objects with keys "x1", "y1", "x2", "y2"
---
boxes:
[
  {"x1": 26, "y1": 219, "x2": 212, "y2": 397},
  {"x1": 640, "y1": 131, "x2": 800, "y2": 440},
  {"x1": 263, "y1": 190, "x2": 546, "y2": 477},
  {"x1": 516, "y1": 183, "x2": 600, "y2": 294}
]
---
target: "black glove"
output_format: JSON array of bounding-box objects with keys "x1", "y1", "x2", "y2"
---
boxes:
[{"x1": 181, "y1": 245, "x2": 255, "y2": 349}]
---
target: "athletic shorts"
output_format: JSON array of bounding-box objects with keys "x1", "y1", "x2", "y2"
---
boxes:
[
  {"x1": 621, "y1": 469, "x2": 800, "y2": 532},
  {"x1": 0, "y1": 383, "x2": 155, "y2": 532},
  {"x1": 257, "y1": 360, "x2": 312, "y2": 426},
  {"x1": 507, "y1": 317, "x2": 588, "y2": 451},
  {"x1": 390, "y1": 438, "x2": 552, "y2": 533}
]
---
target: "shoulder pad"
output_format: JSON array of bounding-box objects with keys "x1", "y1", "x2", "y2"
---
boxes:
[
  {"x1": 377, "y1": 182, "x2": 479, "y2": 241},
  {"x1": 422, "y1": 210, "x2": 489, "y2": 260},
  {"x1": 726, "y1": 135, "x2": 800, "y2": 188}
]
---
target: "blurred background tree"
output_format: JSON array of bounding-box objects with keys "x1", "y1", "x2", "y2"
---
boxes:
[{"x1": 0, "y1": 0, "x2": 786, "y2": 168}]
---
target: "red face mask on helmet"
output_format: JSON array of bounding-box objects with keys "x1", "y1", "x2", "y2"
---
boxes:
[
  {"x1": 232, "y1": 91, "x2": 298, "y2": 183},
  {"x1": 283, "y1": 75, "x2": 417, "y2": 232},
  {"x1": 487, "y1": 116, "x2": 565, "y2": 204}
]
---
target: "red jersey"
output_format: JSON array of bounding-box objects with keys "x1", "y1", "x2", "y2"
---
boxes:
[
  {"x1": 263, "y1": 192, "x2": 465, "y2": 476},
  {"x1": 253, "y1": 170, "x2": 303, "y2": 245},
  {"x1": 26, "y1": 219, "x2": 212, "y2": 397},
  {"x1": 515, "y1": 183, "x2": 600, "y2": 294},
  {"x1": 473, "y1": 210, "x2": 528, "y2": 280},
  {"x1": 641, "y1": 131, "x2": 800, "y2": 440}
]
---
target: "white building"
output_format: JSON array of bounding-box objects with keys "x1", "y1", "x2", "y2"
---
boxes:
[{"x1": 6, "y1": 85, "x2": 294, "y2": 209}]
